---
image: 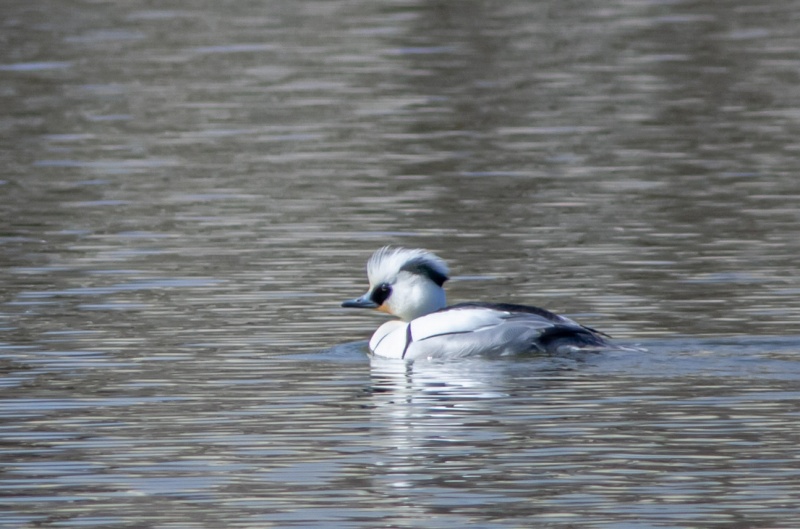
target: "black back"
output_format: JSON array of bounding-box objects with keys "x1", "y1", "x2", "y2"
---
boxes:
[
  {"x1": 442, "y1": 302, "x2": 567, "y2": 323},
  {"x1": 441, "y1": 301, "x2": 612, "y2": 344}
]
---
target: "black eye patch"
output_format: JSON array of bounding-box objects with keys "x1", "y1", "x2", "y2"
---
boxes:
[{"x1": 370, "y1": 283, "x2": 392, "y2": 305}]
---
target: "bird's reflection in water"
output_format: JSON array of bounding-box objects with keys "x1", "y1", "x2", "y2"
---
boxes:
[{"x1": 364, "y1": 354, "x2": 585, "y2": 503}]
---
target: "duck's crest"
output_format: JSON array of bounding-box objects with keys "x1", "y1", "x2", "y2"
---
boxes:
[{"x1": 367, "y1": 246, "x2": 450, "y2": 287}]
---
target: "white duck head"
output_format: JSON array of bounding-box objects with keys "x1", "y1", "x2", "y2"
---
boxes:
[{"x1": 342, "y1": 247, "x2": 450, "y2": 321}]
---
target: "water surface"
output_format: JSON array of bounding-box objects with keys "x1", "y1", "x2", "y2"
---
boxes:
[{"x1": 2, "y1": 0, "x2": 800, "y2": 527}]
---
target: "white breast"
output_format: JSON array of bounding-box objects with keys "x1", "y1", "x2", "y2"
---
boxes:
[{"x1": 368, "y1": 320, "x2": 407, "y2": 357}]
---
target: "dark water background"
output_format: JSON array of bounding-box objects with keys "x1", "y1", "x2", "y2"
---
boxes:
[{"x1": 2, "y1": 0, "x2": 800, "y2": 527}]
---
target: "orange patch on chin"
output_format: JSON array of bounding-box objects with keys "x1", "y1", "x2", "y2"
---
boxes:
[{"x1": 377, "y1": 304, "x2": 392, "y2": 314}]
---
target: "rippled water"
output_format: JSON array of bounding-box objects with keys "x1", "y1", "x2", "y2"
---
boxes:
[{"x1": 3, "y1": 0, "x2": 800, "y2": 527}]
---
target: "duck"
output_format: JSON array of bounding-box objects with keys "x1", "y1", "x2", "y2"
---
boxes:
[{"x1": 341, "y1": 246, "x2": 613, "y2": 360}]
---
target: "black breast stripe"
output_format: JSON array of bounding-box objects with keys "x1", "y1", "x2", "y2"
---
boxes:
[
  {"x1": 416, "y1": 329, "x2": 474, "y2": 341},
  {"x1": 401, "y1": 324, "x2": 413, "y2": 359},
  {"x1": 372, "y1": 331, "x2": 391, "y2": 352}
]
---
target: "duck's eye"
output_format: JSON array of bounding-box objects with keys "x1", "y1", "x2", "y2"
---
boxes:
[{"x1": 370, "y1": 282, "x2": 392, "y2": 305}]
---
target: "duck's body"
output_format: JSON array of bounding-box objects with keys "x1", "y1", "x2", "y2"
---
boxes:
[{"x1": 342, "y1": 247, "x2": 612, "y2": 360}]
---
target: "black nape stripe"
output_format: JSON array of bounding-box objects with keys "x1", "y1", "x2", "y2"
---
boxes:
[{"x1": 399, "y1": 258, "x2": 449, "y2": 287}]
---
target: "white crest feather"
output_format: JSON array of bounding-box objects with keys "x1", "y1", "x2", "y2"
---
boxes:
[{"x1": 367, "y1": 246, "x2": 449, "y2": 286}]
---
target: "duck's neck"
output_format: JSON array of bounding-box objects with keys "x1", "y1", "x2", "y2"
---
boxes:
[{"x1": 396, "y1": 284, "x2": 446, "y2": 322}]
